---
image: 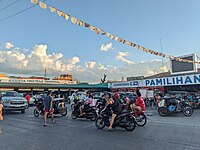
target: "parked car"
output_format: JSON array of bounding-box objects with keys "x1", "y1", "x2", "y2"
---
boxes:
[{"x1": 0, "y1": 91, "x2": 28, "y2": 113}]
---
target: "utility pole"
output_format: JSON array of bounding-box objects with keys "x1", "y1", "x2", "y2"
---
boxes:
[
  {"x1": 160, "y1": 38, "x2": 164, "y2": 69},
  {"x1": 44, "y1": 68, "x2": 47, "y2": 79}
]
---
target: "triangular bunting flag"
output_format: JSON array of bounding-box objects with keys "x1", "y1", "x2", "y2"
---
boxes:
[
  {"x1": 39, "y1": 1, "x2": 47, "y2": 9},
  {"x1": 109, "y1": 34, "x2": 114, "y2": 40},
  {"x1": 77, "y1": 20, "x2": 83, "y2": 26},
  {"x1": 90, "y1": 26, "x2": 95, "y2": 31},
  {"x1": 100, "y1": 30, "x2": 106, "y2": 35},
  {"x1": 71, "y1": 17, "x2": 77, "y2": 24},
  {"x1": 126, "y1": 41, "x2": 131, "y2": 46},
  {"x1": 31, "y1": 0, "x2": 38, "y2": 4},
  {"x1": 64, "y1": 14, "x2": 70, "y2": 20},
  {"x1": 106, "y1": 32, "x2": 110, "y2": 37},
  {"x1": 115, "y1": 36, "x2": 119, "y2": 41},
  {"x1": 135, "y1": 45, "x2": 140, "y2": 49},
  {"x1": 57, "y1": 10, "x2": 64, "y2": 17},
  {"x1": 49, "y1": 6, "x2": 57, "y2": 13},
  {"x1": 95, "y1": 28, "x2": 100, "y2": 34},
  {"x1": 84, "y1": 22, "x2": 90, "y2": 27},
  {"x1": 117, "y1": 38, "x2": 122, "y2": 42},
  {"x1": 132, "y1": 44, "x2": 136, "y2": 47}
]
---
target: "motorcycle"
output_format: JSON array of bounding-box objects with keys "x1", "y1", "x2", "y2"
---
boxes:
[
  {"x1": 158, "y1": 96, "x2": 193, "y2": 117},
  {"x1": 33, "y1": 99, "x2": 44, "y2": 117},
  {"x1": 133, "y1": 111, "x2": 147, "y2": 127},
  {"x1": 124, "y1": 99, "x2": 147, "y2": 127},
  {"x1": 71, "y1": 102, "x2": 97, "y2": 121},
  {"x1": 34, "y1": 98, "x2": 68, "y2": 117},
  {"x1": 95, "y1": 106, "x2": 136, "y2": 131}
]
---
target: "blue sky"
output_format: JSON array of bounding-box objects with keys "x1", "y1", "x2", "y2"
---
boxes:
[{"x1": 0, "y1": 0, "x2": 200, "y2": 82}]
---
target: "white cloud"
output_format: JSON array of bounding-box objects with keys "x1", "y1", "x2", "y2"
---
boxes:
[
  {"x1": 115, "y1": 52, "x2": 134, "y2": 65},
  {"x1": 147, "y1": 70, "x2": 158, "y2": 76},
  {"x1": 160, "y1": 66, "x2": 169, "y2": 72},
  {"x1": 0, "y1": 42, "x2": 171, "y2": 82},
  {"x1": 0, "y1": 44, "x2": 80, "y2": 75},
  {"x1": 5, "y1": 42, "x2": 14, "y2": 49},
  {"x1": 100, "y1": 42, "x2": 113, "y2": 52},
  {"x1": 85, "y1": 61, "x2": 96, "y2": 69},
  {"x1": 151, "y1": 59, "x2": 162, "y2": 62}
]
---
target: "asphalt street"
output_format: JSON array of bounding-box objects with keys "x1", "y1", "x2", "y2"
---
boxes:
[{"x1": 0, "y1": 106, "x2": 200, "y2": 150}]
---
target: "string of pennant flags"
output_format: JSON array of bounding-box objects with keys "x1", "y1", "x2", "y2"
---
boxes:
[{"x1": 31, "y1": 0, "x2": 200, "y2": 64}]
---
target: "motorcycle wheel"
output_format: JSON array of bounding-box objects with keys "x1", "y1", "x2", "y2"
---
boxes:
[
  {"x1": 95, "y1": 116, "x2": 106, "y2": 129},
  {"x1": 71, "y1": 104, "x2": 75, "y2": 111},
  {"x1": 136, "y1": 114, "x2": 147, "y2": 127},
  {"x1": 71, "y1": 111, "x2": 77, "y2": 119},
  {"x1": 90, "y1": 111, "x2": 97, "y2": 121},
  {"x1": 33, "y1": 109, "x2": 40, "y2": 117},
  {"x1": 125, "y1": 117, "x2": 136, "y2": 131},
  {"x1": 61, "y1": 108, "x2": 68, "y2": 116},
  {"x1": 183, "y1": 107, "x2": 193, "y2": 117},
  {"x1": 158, "y1": 107, "x2": 168, "y2": 117}
]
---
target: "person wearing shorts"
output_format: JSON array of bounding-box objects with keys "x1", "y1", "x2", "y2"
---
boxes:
[
  {"x1": 108, "y1": 92, "x2": 122, "y2": 130},
  {"x1": 44, "y1": 91, "x2": 56, "y2": 127},
  {"x1": 133, "y1": 91, "x2": 146, "y2": 116}
]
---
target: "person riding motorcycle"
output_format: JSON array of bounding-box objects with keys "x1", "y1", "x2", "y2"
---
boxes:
[
  {"x1": 79, "y1": 92, "x2": 90, "y2": 116},
  {"x1": 132, "y1": 91, "x2": 146, "y2": 116},
  {"x1": 108, "y1": 92, "x2": 122, "y2": 130}
]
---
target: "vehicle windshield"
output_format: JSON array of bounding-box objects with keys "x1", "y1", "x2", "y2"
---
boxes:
[{"x1": 0, "y1": 91, "x2": 22, "y2": 97}]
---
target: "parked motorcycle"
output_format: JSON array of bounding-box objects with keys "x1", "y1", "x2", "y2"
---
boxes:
[
  {"x1": 71, "y1": 102, "x2": 97, "y2": 121},
  {"x1": 34, "y1": 98, "x2": 68, "y2": 117},
  {"x1": 95, "y1": 106, "x2": 136, "y2": 131},
  {"x1": 158, "y1": 96, "x2": 193, "y2": 117}
]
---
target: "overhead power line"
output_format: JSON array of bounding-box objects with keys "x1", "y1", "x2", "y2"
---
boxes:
[
  {"x1": 0, "y1": 0, "x2": 47, "y2": 23},
  {"x1": 0, "y1": 0, "x2": 21, "y2": 12}
]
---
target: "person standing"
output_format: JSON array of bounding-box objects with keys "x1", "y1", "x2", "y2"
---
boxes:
[
  {"x1": 25, "y1": 93, "x2": 31, "y2": 107},
  {"x1": 155, "y1": 93, "x2": 162, "y2": 108},
  {"x1": 0, "y1": 94, "x2": 3, "y2": 133},
  {"x1": 44, "y1": 91, "x2": 56, "y2": 127}
]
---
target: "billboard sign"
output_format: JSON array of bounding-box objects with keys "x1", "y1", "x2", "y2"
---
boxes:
[{"x1": 171, "y1": 53, "x2": 197, "y2": 75}]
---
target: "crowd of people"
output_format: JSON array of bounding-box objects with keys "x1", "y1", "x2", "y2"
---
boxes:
[{"x1": 72, "y1": 90, "x2": 146, "y2": 130}]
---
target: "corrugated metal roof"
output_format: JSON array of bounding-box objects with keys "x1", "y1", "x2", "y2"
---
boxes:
[{"x1": 0, "y1": 82, "x2": 109, "y2": 89}]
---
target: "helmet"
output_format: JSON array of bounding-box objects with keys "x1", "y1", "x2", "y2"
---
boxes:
[{"x1": 113, "y1": 92, "x2": 119, "y2": 99}]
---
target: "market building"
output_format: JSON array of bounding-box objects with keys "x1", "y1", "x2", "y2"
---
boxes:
[{"x1": 111, "y1": 53, "x2": 200, "y2": 94}]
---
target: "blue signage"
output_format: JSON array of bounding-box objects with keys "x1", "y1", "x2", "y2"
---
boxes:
[
  {"x1": 111, "y1": 74, "x2": 200, "y2": 88},
  {"x1": 112, "y1": 80, "x2": 140, "y2": 88},
  {"x1": 145, "y1": 74, "x2": 200, "y2": 87}
]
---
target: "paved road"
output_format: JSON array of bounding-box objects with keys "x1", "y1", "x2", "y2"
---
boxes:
[{"x1": 0, "y1": 106, "x2": 200, "y2": 150}]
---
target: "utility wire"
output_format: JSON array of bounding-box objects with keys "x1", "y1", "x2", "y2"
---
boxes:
[
  {"x1": 0, "y1": 0, "x2": 21, "y2": 12},
  {"x1": 0, "y1": 0, "x2": 47, "y2": 23}
]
